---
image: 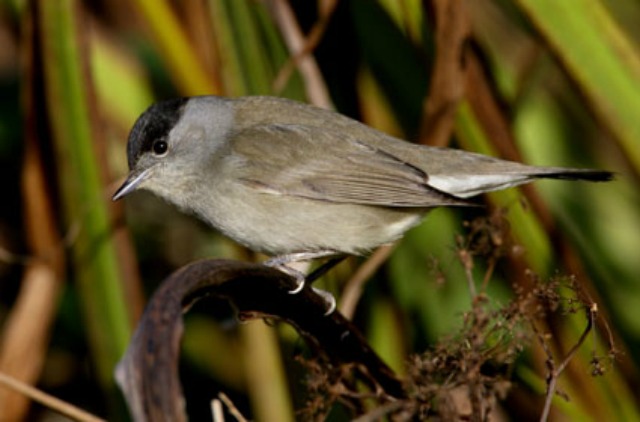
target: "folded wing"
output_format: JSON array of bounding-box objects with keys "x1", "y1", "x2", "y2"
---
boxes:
[{"x1": 230, "y1": 124, "x2": 474, "y2": 208}]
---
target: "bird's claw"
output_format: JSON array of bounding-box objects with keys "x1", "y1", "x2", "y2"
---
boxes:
[
  {"x1": 264, "y1": 258, "x2": 336, "y2": 315},
  {"x1": 288, "y1": 275, "x2": 305, "y2": 294},
  {"x1": 312, "y1": 287, "x2": 336, "y2": 315},
  {"x1": 275, "y1": 268, "x2": 335, "y2": 315}
]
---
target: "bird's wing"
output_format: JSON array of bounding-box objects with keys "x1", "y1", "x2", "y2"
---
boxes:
[{"x1": 228, "y1": 124, "x2": 473, "y2": 208}]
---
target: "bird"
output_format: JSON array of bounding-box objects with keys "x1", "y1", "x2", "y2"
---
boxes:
[{"x1": 113, "y1": 95, "x2": 612, "y2": 303}]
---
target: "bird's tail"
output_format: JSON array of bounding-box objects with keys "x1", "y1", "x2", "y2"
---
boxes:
[
  {"x1": 532, "y1": 168, "x2": 614, "y2": 182},
  {"x1": 427, "y1": 166, "x2": 613, "y2": 199}
]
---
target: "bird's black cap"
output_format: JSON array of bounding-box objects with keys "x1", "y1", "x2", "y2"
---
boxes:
[{"x1": 127, "y1": 98, "x2": 189, "y2": 169}]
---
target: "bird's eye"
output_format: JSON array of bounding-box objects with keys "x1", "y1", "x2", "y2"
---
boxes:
[{"x1": 152, "y1": 139, "x2": 168, "y2": 156}]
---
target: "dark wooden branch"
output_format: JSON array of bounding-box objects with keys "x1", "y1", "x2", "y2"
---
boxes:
[{"x1": 115, "y1": 259, "x2": 405, "y2": 422}]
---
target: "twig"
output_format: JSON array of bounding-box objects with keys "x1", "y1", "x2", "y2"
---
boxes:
[
  {"x1": 539, "y1": 303, "x2": 597, "y2": 422},
  {"x1": 418, "y1": 0, "x2": 470, "y2": 146},
  {"x1": 0, "y1": 247, "x2": 37, "y2": 265},
  {"x1": 457, "y1": 245, "x2": 477, "y2": 298},
  {"x1": 0, "y1": 218, "x2": 80, "y2": 267},
  {"x1": 481, "y1": 258, "x2": 497, "y2": 291},
  {"x1": 211, "y1": 399, "x2": 224, "y2": 422},
  {"x1": 350, "y1": 400, "x2": 405, "y2": 422},
  {"x1": 339, "y1": 245, "x2": 395, "y2": 319},
  {"x1": 0, "y1": 371, "x2": 105, "y2": 422},
  {"x1": 218, "y1": 392, "x2": 248, "y2": 422},
  {"x1": 0, "y1": 192, "x2": 99, "y2": 268},
  {"x1": 267, "y1": 0, "x2": 334, "y2": 108}
]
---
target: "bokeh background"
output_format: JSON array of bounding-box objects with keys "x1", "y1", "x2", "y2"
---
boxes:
[{"x1": 0, "y1": 0, "x2": 639, "y2": 420}]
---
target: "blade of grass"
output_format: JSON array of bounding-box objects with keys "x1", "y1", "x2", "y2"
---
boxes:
[
  {"x1": 351, "y1": 0, "x2": 431, "y2": 137},
  {"x1": 220, "y1": 0, "x2": 275, "y2": 95},
  {"x1": 514, "y1": 0, "x2": 640, "y2": 172},
  {"x1": 207, "y1": 0, "x2": 248, "y2": 95},
  {"x1": 38, "y1": 0, "x2": 132, "y2": 388},
  {"x1": 90, "y1": 28, "x2": 154, "y2": 128},
  {"x1": 378, "y1": 0, "x2": 423, "y2": 43},
  {"x1": 241, "y1": 321, "x2": 294, "y2": 422},
  {"x1": 132, "y1": 0, "x2": 218, "y2": 95},
  {"x1": 368, "y1": 298, "x2": 406, "y2": 376}
]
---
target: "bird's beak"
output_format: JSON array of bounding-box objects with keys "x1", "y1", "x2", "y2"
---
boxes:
[{"x1": 112, "y1": 168, "x2": 151, "y2": 201}]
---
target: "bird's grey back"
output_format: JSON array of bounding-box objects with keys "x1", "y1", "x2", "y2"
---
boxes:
[
  {"x1": 230, "y1": 96, "x2": 528, "y2": 176},
  {"x1": 229, "y1": 96, "x2": 611, "y2": 198}
]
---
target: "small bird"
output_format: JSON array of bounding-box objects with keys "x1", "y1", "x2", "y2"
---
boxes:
[{"x1": 113, "y1": 95, "x2": 612, "y2": 296}]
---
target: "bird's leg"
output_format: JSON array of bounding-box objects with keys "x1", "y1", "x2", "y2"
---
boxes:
[
  {"x1": 306, "y1": 256, "x2": 346, "y2": 284},
  {"x1": 264, "y1": 250, "x2": 340, "y2": 268},
  {"x1": 264, "y1": 250, "x2": 340, "y2": 292},
  {"x1": 307, "y1": 257, "x2": 346, "y2": 315},
  {"x1": 264, "y1": 251, "x2": 343, "y2": 314}
]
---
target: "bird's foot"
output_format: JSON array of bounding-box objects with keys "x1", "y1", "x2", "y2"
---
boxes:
[
  {"x1": 263, "y1": 262, "x2": 307, "y2": 294},
  {"x1": 262, "y1": 264, "x2": 336, "y2": 314},
  {"x1": 264, "y1": 250, "x2": 341, "y2": 294},
  {"x1": 264, "y1": 251, "x2": 342, "y2": 315}
]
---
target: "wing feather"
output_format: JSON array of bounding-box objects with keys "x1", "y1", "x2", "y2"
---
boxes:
[{"x1": 229, "y1": 124, "x2": 473, "y2": 208}]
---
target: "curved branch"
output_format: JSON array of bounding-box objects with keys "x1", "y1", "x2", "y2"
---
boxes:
[{"x1": 115, "y1": 259, "x2": 405, "y2": 422}]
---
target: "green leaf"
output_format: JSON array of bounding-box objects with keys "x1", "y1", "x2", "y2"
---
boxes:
[
  {"x1": 38, "y1": 0, "x2": 132, "y2": 387},
  {"x1": 514, "y1": 0, "x2": 640, "y2": 171},
  {"x1": 132, "y1": 0, "x2": 218, "y2": 95}
]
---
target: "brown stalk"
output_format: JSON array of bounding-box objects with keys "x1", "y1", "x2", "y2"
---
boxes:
[
  {"x1": 0, "y1": 372, "x2": 104, "y2": 422},
  {"x1": 418, "y1": 0, "x2": 470, "y2": 146},
  {"x1": 0, "y1": 5, "x2": 65, "y2": 419},
  {"x1": 339, "y1": 244, "x2": 395, "y2": 319},
  {"x1": 538, "y1": 303, "x2": 597, "y2": 422},
  {"x1": 217, "y1": 392, "x2": 248, "y2": 422},
  {"x1": 268, "y1": 0, "x2": 335, "y2": 108}
]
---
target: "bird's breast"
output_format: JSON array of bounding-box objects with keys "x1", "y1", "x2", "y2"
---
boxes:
[{"x1": 190, "y1": 179, "x2": 425, "y2": 256}]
